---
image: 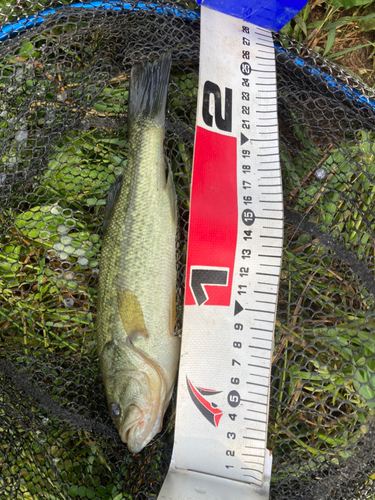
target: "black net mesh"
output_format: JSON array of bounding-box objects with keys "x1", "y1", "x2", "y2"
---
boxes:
[{"x1": 0, "y1": 2, "x2": 374, "y2": 499}]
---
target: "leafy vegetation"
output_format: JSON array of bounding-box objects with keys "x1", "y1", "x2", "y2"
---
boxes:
[
  {"x1": 269, "y1": 114, "x2": 375, "y2": 484},
  {"x1": 284, "y1": 0, "x2": 375, "y2": 87}
]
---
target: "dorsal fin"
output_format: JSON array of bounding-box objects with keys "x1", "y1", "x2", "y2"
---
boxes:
[{"x1": 103, "y1": 173, "x2": 124, "y2": 233}]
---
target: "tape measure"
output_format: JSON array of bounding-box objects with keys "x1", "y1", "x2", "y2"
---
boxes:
[{"x1": 160, "y1": 5, "x2": 286, "y2": 500}]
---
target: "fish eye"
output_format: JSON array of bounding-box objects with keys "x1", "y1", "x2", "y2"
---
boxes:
[{"x1": 109, "y1": 403, "x2": 121, "y2": 418}]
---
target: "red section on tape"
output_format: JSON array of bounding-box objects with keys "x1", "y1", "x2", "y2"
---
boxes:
[{"x1": 185, "y1": 126, "x2": 237, "y2": 307}]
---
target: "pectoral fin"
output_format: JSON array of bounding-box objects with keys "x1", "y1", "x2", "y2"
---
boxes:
[{"x1": 117, "y1": 289, "x2": 149, "y2": 344}]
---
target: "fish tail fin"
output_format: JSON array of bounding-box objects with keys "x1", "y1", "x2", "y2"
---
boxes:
[{"x1": 129, "y1": 53, "x2": 172, "y2": 127}]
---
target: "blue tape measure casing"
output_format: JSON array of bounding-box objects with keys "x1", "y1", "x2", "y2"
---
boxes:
[{"x1": 196, "y1": 0, "x2": 307, "y2": 32}]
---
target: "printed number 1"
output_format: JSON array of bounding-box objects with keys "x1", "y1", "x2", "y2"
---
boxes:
[{"x1": 190, "y1": 267, "x2": 229, "y2": 306}]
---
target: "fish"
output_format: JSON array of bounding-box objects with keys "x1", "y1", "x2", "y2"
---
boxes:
[{"x1": 96, "y1": 53, "x2": 180, "y2": 453}]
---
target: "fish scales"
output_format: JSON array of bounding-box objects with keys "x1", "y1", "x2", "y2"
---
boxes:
[
  {"x1": 96, "y1": 54, "x2": 180, "y2": 453},
  {"x1": 97, "y1": 122, "x2": 175, "y2": 352}
]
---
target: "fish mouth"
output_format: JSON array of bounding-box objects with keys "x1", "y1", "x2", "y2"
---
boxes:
[
  {"x1": 120, "y1": 405, "x2": 144, "y2": 451},
  {"x1": 120, "y1": 404, "x2": 163, "y2": 454},
  {"x1": 112, "y1": 346, "x2": 168, "y2": 453}
]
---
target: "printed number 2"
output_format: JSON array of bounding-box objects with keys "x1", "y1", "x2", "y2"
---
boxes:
[{"x1": 202, "y1": 81, "x2": 232, "y2": 132}]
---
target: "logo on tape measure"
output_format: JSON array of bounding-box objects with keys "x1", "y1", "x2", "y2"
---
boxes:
[{"x1": 186, "y1": 377, "x2": 223, "y2": 427}]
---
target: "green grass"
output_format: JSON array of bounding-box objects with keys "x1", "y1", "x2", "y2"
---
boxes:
[{"x1": 283, "y1": 0, "x2": 375, "y2": 87}]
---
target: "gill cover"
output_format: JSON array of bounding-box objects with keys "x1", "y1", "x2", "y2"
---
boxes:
[{"x1": 100, "y1": 338, "x2": 167, "y2": 453}]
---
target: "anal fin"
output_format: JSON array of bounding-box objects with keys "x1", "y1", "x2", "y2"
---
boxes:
[
  {"x1": 166, "y1": 160, "x2": 177, "y2": 224},
  {"x1": 170, "y1": 287, "x2": 176, "y2": 336}
]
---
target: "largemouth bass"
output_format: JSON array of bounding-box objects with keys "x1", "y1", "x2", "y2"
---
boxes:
[{"x1": 96, "y1": 53, "x2": 180, "y2": 453}]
